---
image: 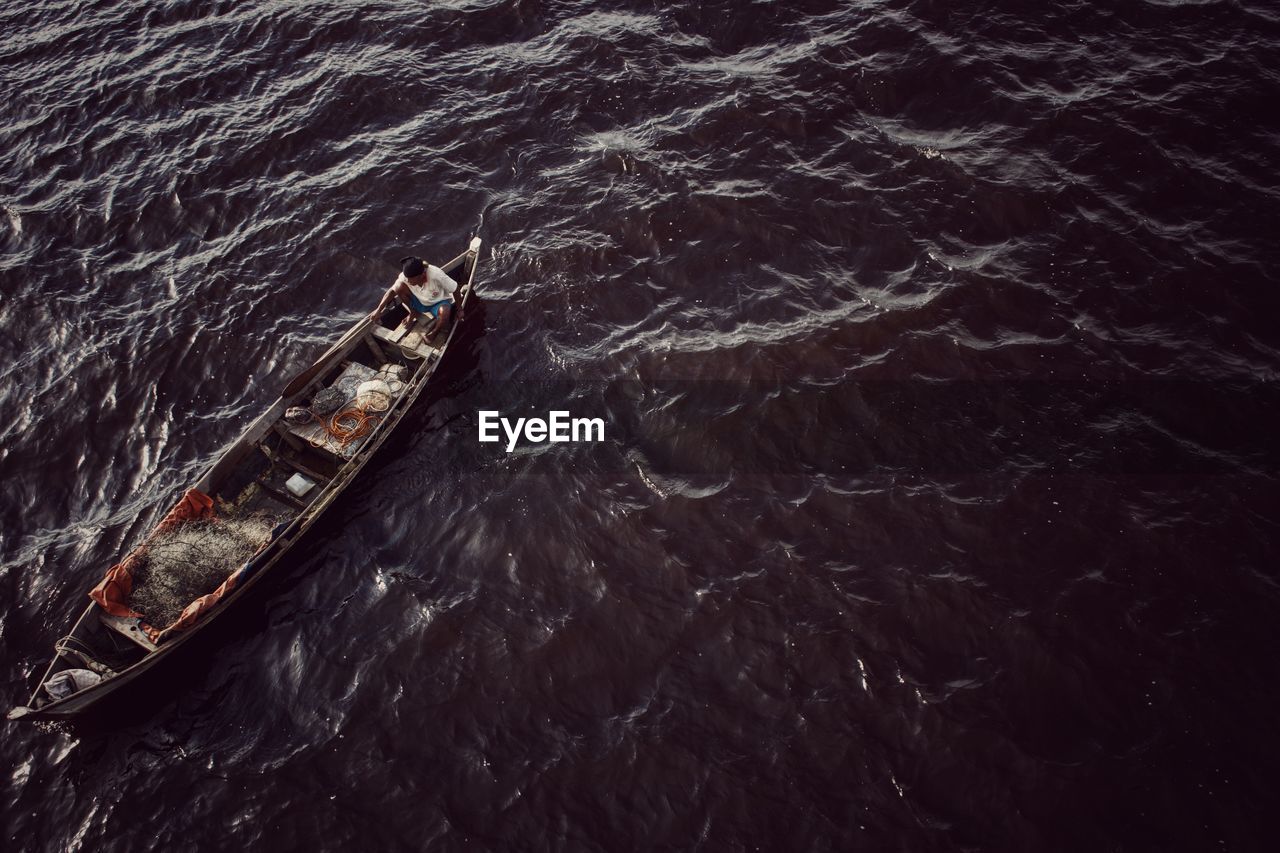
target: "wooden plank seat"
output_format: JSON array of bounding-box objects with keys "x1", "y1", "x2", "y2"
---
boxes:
[
  {"x1": 98, "y1": 612, "x2": 159, "y2": 652},
  {"x1": 258, "y1": 443, "x2": 334, "y2": 486},
  {"x1": 371, "y1": 322, "x2": 444, "y2": 360},
  {"x1": 253, "y1": 474, "x2": 308, "y2": 511}
]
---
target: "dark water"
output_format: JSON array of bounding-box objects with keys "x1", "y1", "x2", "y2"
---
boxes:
[{"x1": 4, "y1": 0, "x2": 1280, "y2": 849}]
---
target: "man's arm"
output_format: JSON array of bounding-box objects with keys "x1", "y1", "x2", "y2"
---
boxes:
[{"x1": 369, "y1": 281, "x2": 402, "y2": 319}]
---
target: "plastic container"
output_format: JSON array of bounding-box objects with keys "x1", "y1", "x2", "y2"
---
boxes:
[{"x1": 285, "y1": 473, "x2": 316, "y2": 498}]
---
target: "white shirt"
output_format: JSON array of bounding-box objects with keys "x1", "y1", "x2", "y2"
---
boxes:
[{"x1": 400, "y1": 265, "x2": 458, "y2": 306}]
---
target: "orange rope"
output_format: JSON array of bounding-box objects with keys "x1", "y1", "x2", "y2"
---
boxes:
[
  {"x1": 327, "y1": 407, "x2": 381, "y2": 446},
  {"x1": 305, "y1": 404, "x2": 381, "y2": 449}
]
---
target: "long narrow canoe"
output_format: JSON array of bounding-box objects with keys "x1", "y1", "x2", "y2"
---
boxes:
[{"x1": 9, "y1": 237, "x2": 482, "y2": 722}]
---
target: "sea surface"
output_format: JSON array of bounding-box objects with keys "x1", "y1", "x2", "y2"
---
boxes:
[{"x1": 4, "y1": 1, "x2": 1280, "y2": 850}]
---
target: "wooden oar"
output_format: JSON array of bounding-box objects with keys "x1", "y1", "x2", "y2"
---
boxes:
[{"x1": 280, "y1": 314, "x2": 374, "y2": 399}]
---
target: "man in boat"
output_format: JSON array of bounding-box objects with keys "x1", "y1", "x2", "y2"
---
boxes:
[{"x1": 369, "y1": 255, "x2": 458, "y2": 339}]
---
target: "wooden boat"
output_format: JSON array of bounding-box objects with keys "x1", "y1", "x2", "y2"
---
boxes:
[{"x1": 8, "y1": 237, "x2": 483, "y2": 722}]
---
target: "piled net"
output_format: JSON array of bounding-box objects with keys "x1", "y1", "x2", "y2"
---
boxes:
[{"x1": 128, "y1": 511, "x2": 284, "y2": 627}]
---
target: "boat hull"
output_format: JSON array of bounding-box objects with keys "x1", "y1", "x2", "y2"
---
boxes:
[{"x1": 10, "y1": 239, "x2": 482, "y2": 722}]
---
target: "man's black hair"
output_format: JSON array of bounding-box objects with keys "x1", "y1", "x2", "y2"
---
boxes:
[{"x1": 401, "y1": 256, "x2": 426, "y2": 277}]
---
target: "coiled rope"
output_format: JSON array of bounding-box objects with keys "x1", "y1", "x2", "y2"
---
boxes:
[
  {"x1": 326, "y1": 406, "x2": 381, "y2": 446},
  {"x1": 305, "y1": 398, "x2": 383, "y2": 450}
]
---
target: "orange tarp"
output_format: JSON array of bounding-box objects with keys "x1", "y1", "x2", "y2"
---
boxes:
[
  {"x1": 88, "y1": 488, "x2": 216, "y2": 640},
  {"x1": 162, "y1": 571, "x2": 239, "y2": 637}
]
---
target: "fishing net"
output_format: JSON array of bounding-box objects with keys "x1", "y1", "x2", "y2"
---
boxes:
[{"x1": 127, "y1": 511, "x2": 284, "y2": 627}]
